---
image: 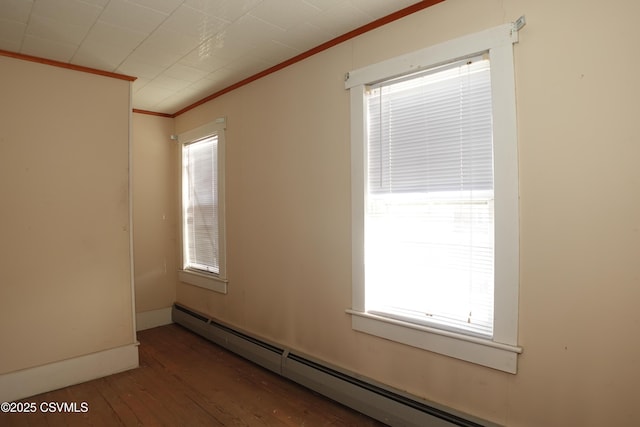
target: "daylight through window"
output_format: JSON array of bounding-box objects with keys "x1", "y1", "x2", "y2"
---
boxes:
[
  {"x1": 178, "y1": 118, "x2": 228, "y2": 294},
  {"x1": 347, "y1": 23, "x2": 522, "y2": 373},
  {"x1": 365, "y1": 57, "x2": 495, "y2": 337},
  {"x1": 183, "y1": 136, "x2": 220, "y2": 274}
]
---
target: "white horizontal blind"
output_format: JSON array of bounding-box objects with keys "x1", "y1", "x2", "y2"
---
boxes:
[
  {"x1": 183, "y1": 135, "x2": 219, "y2": 274},
  {"x1": 365, "y1": 58, "x2": 495, "y2": 337}
]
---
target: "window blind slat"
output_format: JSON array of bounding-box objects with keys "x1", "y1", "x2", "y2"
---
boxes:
[
  {"x1": 365, "y1": 58, "x2": 495, "y2": 337},
  {"x1": 184, "y1": 136, "x2": 219, "y2": 274}
]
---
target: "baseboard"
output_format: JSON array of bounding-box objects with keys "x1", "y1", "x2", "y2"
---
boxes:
[
  {"x1": 0, "y1": 343, "x2": 139, "y2": 403},
  {"x1": 136, "y1": 307, "x2": 173, "y2": 331},
  {"x1": 172, "y1": 303, "x2": 499, "y2": 427}
]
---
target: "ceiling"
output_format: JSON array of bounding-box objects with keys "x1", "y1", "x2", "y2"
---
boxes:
[{"x1": 0, "y1": 0, "x2": 427, "y2": 116}]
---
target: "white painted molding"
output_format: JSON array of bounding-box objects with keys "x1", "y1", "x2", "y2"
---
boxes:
[
  {"x1": 179, "y1": 270, "x2": 228, "y2": 294},
  {"x1": 0, "y1": 343, "x2": 139, "y2": 403},
  {"x1": 136, "y1": 307, "x2": 174, "y2": 331},
  {"x1": 348, "y1": 310, "x2": 521, "y2": 373}
]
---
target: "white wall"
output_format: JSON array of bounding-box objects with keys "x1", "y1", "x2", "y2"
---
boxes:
[
  {"x1": 0, "y1": 56, "x2": 137, "y2": 400},
  {"x1": 132, "y1": 113, "x2": 178, "y2": 329}
]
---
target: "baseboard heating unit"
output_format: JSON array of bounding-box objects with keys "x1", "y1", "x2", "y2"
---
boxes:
[{"x1": 172, "y1": 303, "x2": 500, "y2": 427}]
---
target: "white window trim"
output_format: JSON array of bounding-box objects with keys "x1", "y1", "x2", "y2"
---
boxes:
[
  {"x1": 346, "y1": 23, "x2": 523, "y2": 373},
  {"x1": 178, "y1": 117, "x2": 228, "y2": 294}
]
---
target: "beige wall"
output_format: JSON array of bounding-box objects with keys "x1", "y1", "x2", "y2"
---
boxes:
[
  {"x1": 132, "y1": 113, "x2": 178, "y2": 314},
  {"x1": 0, "y1": 57, "x2": 135, "y2": 374},
  {"x1": 172, "y1": 0, "x2": 640, "y2": 425}
]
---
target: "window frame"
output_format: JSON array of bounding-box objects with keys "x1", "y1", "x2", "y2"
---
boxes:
[
  {"x1": 346, "y1": 23, "x2": 522, "y2": 373},
  {"x1": 178, "y1": 118, "x2": 228, "y2": 294}
]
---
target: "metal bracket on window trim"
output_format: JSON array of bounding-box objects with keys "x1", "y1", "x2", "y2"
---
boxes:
[{"x1": 513, "y1": 15, "x2": 526, "y2": 33}]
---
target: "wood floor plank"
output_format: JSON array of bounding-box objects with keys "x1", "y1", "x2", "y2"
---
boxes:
[
  {"x1": 90, "y1": 376, "x2": 140, "y2": 426},
  {"x1": 132, "y1": 351, "x2": 227, "y2": 425},
  {"x1": 63, "y1": 380, "x2": 113, "y2": 425},
  {"x1": 0, "y1": 324, "x2": 386, "y2": 426},
  {"x1": 140, "y1": 332, "x2": 264, "y2": 426}
]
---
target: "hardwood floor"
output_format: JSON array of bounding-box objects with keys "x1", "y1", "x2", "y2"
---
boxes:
[{"x1": 0, "y1": 324, "x2": 386, "y2": 426}]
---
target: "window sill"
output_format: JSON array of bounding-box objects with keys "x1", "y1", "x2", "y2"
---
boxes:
[
  {"x1": 179, "y1": 269, "x2": 228, "y2": 294},
  {"x1": 346, "y1": 309, "x2": 522, "y2": 373}
]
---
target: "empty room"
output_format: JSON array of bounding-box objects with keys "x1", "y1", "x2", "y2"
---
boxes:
[{"x1": 1, "y1": 1, "x2": 639, "y2": 426}]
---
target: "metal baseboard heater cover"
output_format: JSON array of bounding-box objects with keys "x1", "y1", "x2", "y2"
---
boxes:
[{"x1": 172, "y1": 304, "x2": 500, "y2": 427}]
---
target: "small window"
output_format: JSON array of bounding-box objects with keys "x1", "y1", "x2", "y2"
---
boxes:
[
  {"x1": 178, "y1": 118, "x2": 227, "y2": 294},
  {"x1": 346, "y1": 23, "x2": 523, "y2": 373}
]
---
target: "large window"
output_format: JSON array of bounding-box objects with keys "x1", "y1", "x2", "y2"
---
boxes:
[
  {"x1": 347, "y1": 23, "x2": 523, "y2": 373},
  {"x1": 365, "y1": 57, "x2": 495, "y2": 338},
  {"x1": 178, "y1": 118, "x2": 227, "y2": 294}
]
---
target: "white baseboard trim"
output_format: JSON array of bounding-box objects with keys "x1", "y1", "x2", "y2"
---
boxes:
[
  {"x1": 0, "y1": 343, "x2": 139, "y2": 403},
  {"x1": 136, "y1": 307, "x2": 173, "y2": 331}
]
